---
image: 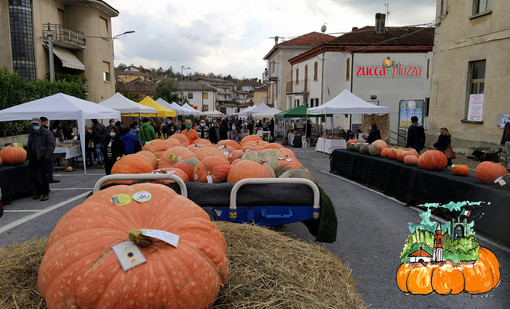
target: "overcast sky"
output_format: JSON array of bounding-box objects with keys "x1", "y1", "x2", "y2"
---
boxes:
[{"x1": 107, "y1": 0, "x2": 436, "y2": 79}]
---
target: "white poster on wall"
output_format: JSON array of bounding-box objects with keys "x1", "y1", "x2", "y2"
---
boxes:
[{"x1": 467, "y1": 94, "x2": 484, "y2": 121}]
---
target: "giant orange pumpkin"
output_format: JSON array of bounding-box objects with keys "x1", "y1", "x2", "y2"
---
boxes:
[
  {"x1": 193, "y1": 156, "x2": 231, "y2": 183},
  {"x1": 387, "y1": 148, "x2": 399, "y2": 160},
  {"x1": 158, "y1": 146, "x2": 197, "y2": 169},
  {"x1": 0, "y1": 146, "x2": 27, "y2": 165},
  {"x1": 142, "y1": 139, "x2": 182, "y2": 158},
  {"x1": 174, "y1": 158, "x2": 201, "y2": 180},
  {"x1": 263, "y1": 143, "x2": 284, "y2": 150},
  {"x1": 168, "y1": 133, "x2": 190, "y2": 146},
  {"x1": 475, "y1": 161, "x2": 508, "y2": 184},
  {"x1": 195, "y1": 147, "x2": 225, "y2": 161},
  {"x1": 396, "y1": 149, "x2": 409, "y2": 162},
  {"x1": 38, "y1": 183, "x2": 228, "y2": 308},
  {"x1": 111, "y1": 154, "x2": 154, "y2": 175},
  {"x1": 227, "y1": 150, "x2": 245, "y2": 163},
  {"x1": 193, "y1": 138, "x2": 213, "y2": 146},
  {"x1": 451, "y1": 164, "x2": 470, "y2": 176},
  {"x1": 152, "y1": 167, "x2": 190, "y2": 184},
  {"x1": 279, "y1": 147, "x2": 296, "y2": 159},
  {"x1": 136, "y1": 150, "x2": 158, "y2": 170},
  {"x1": 396, "y1": 247, "x2": 500, "y2": 295},
  {"x1": 371, "y1": 139, "x2": 388, "y2": 155},
  {"x1": 417, "y1": 150, "x2": 447, "y2": 170},
  {"x1": 380, "y1": 148, "x2": 390, "y2": 158},
  {"x1": 217, "y1": 139, "x2": 240, "y2": 150},
  {"x1": 240, "y1": 134, "x2": 262, "y2": 145},
  {"x1": 227, "y1": 160, "x2": 276, "y2": 182}
]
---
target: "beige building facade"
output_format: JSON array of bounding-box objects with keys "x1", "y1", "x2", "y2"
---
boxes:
[
  {"x1": 263, "y1": 33, "x2": 334, "y2": 112},
  {"x1": 428, "y1": 0, "x2": 510, "y2": 149},
  {"x1": 0, "y1": 0, "x2": 118, "y2": 103}
]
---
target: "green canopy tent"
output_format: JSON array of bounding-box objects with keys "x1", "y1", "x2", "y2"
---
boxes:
[{"x1": 275, "y1": 105, "x2": 330, "y2": 144}]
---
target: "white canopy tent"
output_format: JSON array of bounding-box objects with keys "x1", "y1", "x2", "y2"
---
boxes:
[
  {"x1": 0, "y1": 93, "x2": 121, "y2": 174},
  {"x1": 155, "y1": 98, "x2": 181, "y2": 115},
  {"x1": 181, "y1": 103, "x2": 203, "y2": 116},
  {"x1": 308, "y1": 89, "x2": 390, "y2": 115},
  {"x1": 168, "y1": 102, "x2": 194, "y2": 116},
  {"x1": 239, "y1": 103, "x2": 271, "y2": 118},
  {"x1": 252, "y1": 107, "x2": 282, "y2": 118},
  {"x1": 203, "y1": 110, "x2": 226, "y2": 117},
  {"x1": 99, "y1": 92, "x2": 157, "y2": 114},
  {"x1": 307, "y1": 89, "x2": 390, "y2": 136}
]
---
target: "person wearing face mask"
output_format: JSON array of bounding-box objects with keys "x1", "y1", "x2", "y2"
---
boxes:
[
  {"x1": 163, "y1": 117, "x2": 179, "y2": 138},
  {"x1": 230, "y1": 123, "x2": 242, "y2": 143},
  {"x1": 39, "y1": 117, "x2": 59, "y2": 183},
  {"x1": 103, "y1": 126, "x2": 125, "y2": 175},
  {"x1": 181, "y1": 119, "x2": 199, "y2": 144},
  {"x1": 27, "y1": 118, "x2": 56, "y2": 201},
  {"x1": 197, "y1": 118, "x2": 209, "y2": 139}
]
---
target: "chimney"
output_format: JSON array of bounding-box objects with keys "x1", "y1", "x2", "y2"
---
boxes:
[
  {"x1": 375, "y1": 13, "x2": 386, "y2": 34},
  {"x1": 274, "y1": 36, "x2": 279, "y2": 45},
  {"x1": 352, "y1": 27, "x2": 359, "y2": 31}
]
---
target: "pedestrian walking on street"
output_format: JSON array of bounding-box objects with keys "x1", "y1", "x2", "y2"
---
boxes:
[
  {"x1": 140, "y1": 117, "x2": 156, "y2": 145},
  {"x1": 366, "y1": 123, "x2": 381, "y2": 144},
  {"x1": 40, "y1": 117, "x2": 59, "y2": 183},
  {"x1": 103, "y1": 126, "x2": 125, "y2": 175},
  {"x1": 433, "y1": 127, "x2": 454, "y2": 167},
  {"x1": 91, "y1": 119, "x2": 107, "y2": 168},
  {"x1": 406, "y1": 116, "x2": 426, "y2": 153},
  {"x1": 501, "y1": 115, "x2": 510, "y2": 169},
  {"x1": 27, "y1": 117, "x2": 55, "y2": 201}
]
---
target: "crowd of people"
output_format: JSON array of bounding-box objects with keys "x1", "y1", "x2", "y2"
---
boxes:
[{"x1": 83, "y1": 116, "x2": 270, "y2": 174}]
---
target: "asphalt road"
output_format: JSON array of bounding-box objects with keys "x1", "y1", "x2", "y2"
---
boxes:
[{"x1": 1, "y1": 148, "x2": 509, "y2": 309}]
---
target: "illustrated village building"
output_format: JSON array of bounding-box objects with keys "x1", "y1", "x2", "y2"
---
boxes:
[{"x1": 408, "y1": 224, "x2": 443, "y2": 263}]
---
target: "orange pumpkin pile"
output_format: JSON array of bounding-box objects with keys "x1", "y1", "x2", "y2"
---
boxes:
[
  {"x1": 108, "y1": 134, "x2": 311, "y2": 184},
  {"x1": 396, "y1": 247, "x2": 500, "y2": 295}
]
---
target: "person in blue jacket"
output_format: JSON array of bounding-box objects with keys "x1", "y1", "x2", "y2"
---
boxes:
[{"x1": 120, "y1": 127, "x2": 138, "y2": 154}]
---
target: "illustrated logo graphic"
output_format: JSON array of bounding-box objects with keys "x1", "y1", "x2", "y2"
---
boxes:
[
  {"x1": 110, "y1": 193, "x2": 133, "y2": 206},
  {"x1": 396, "y1": 201, "x2": 500, "y2": 295},
  {"x1": 133, "y1": 191, "x2": 152, "y2": 203}
]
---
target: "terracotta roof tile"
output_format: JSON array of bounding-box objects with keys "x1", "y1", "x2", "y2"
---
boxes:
[
  {"x1": 409, "y1": 249, "x2": 432, "y2": 258},
  {"x1": 327, "y1": 26, "x2": 434, "y2": 48},
  {"x1": 278, "y1": 31, "x2": 335, "y2": 47}
]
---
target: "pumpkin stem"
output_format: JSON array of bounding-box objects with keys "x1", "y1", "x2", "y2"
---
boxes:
[{"x1": 129, "y1": 230, "x2": 152, "y2": 248}]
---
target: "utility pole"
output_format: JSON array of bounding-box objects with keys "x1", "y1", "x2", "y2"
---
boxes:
[{"x1": 180, "y1": 65, "x2": 190, "y2": 106}]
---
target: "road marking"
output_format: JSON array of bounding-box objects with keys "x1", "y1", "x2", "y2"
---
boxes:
[
  {"x1": 53, "y1": 173, "x2": 105, "y2": 176},
  {"x1": 322, "y1": 170, "x2": 510, "y2": 253},
  {"x1": 0, "y1": 192, "x2": 89, "y2": 235},
  {"x1": 4, "y1": 210, "x2": 41, "y2": 213}
]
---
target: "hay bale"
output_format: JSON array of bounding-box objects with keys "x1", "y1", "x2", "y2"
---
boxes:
[{"x1": 0, "y1": 223, "x2": 363, "y2": 309}]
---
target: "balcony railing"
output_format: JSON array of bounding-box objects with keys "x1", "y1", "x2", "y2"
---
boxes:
[{"x1": 42, "y1": 23, "x2": 85, "y2": 49}]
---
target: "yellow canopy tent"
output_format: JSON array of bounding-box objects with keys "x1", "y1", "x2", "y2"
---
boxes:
[{"x1": 125, "y1": 96, "x2": 176, "y2": 117}]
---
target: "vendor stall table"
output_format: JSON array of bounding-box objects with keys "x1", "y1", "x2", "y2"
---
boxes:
[
  {"x1": 54, "y1": 144, "x2": 81, "y2": 159},
  {"x1": 330, "y1": 149, "x2": 510, "y2": 247},
  {"x1": 256, "y1": 130, "x2": 271, "y2": 141},
  {"x1": 54, "y1": 144, "x2": 81, "y2": 168},
  {"x1": 0, "y1": 162, "x2": 34, "y2": 203},
  {"x1": 316, "y1": 138, "x2": 346, "y2": 154}
]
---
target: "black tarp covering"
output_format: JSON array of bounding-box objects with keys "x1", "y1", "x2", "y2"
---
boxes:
[
  {"x1": 0, "y1": 162, "x2": 34, "y2": 203},
  {"x1": 330, "y1": 149, "x2": 510, "y2": 247}
]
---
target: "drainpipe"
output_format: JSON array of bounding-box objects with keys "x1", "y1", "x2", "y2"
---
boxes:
[{"x1": 47, "y1": 24, "x2": 55, "y2": 82}]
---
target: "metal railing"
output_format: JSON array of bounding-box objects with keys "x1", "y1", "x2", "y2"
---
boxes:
[
  {"x1": 42, "y1": 23, "x2": 85, "y2": 48},
  {"x1": 389, "y1": 129, "x2": 408, "y2": 147}
]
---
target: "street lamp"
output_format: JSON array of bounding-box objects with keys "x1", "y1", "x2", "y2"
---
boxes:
[
  {"x1": 181, "y1": 65, "x2": 190, "y2": 106},
  {"x1": 112, "y1": 30, "x2": 135, "y2": 40}
]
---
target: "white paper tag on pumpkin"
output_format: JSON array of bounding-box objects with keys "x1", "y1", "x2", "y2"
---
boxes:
[
  {"x1": 217, "y1": 145, "x2": 225, "y2": 149},
  {"x1": 223, "y1": 151, "x2": 229, "y2": 156},
  {"x1": 140, "y1": 229, "x2": 180, "y2": 247},
  {"x1": 286, "y1": 158, "x2": 292, "y2": 162},
  {"x1": 111, "y1": 241, "x2": 147, "y2": 272},
  {"x1": 495, "y1": 176, "x2": 506, "y2": 186},
  {"x1": 206, "y1": 175, "x2": 213, "y2": 183}
]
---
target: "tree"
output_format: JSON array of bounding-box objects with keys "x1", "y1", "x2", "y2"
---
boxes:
[
  {"x1": 115, "y1": 81, "x2": 139, "y2": 102},
  {"x1": 155, "y1": 80, "x2": 181, "y2": 104}
]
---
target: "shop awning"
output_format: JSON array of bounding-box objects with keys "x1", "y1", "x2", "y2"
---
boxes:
[{"x1": 44, "y1": 44, "x2": 85, "y2": 70}]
